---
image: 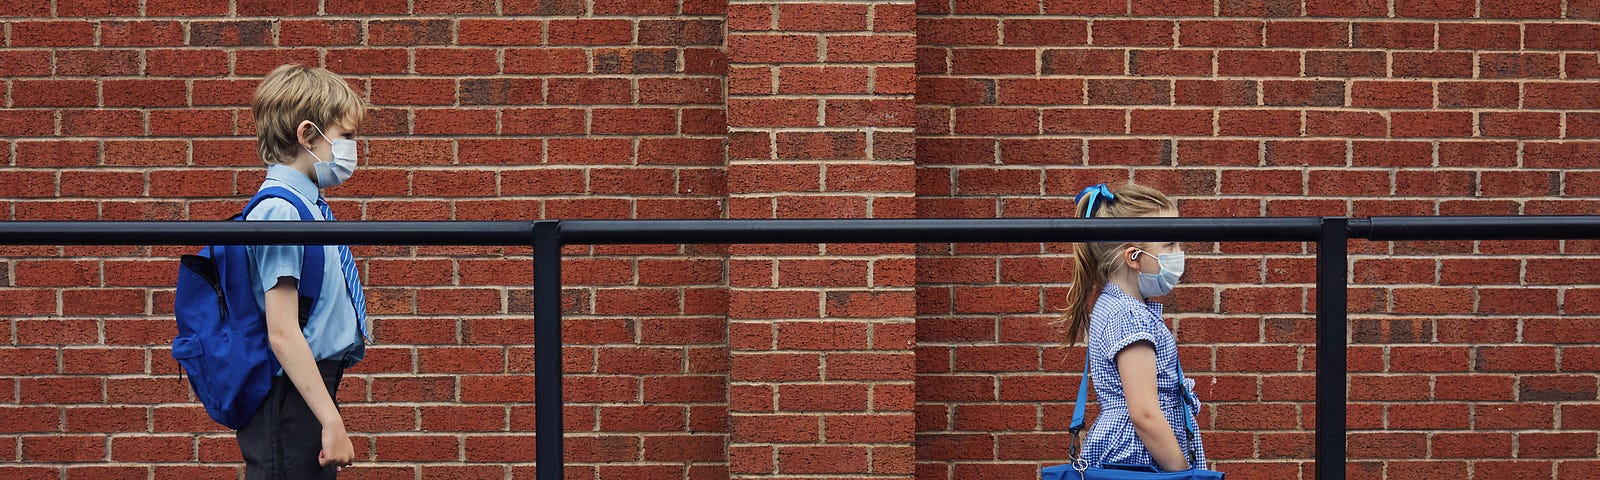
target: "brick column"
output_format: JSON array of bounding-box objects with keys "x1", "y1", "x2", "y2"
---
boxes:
[{"x1": 723, "y1": 1, "x2": 918, "y2": 478}]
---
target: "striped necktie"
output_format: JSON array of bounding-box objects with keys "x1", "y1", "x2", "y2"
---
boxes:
[{"x1": 316, "y1": 197, "x2": 369, "y2": 342}]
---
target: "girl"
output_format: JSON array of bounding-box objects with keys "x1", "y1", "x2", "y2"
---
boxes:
[{"x1": 1063, "y1": 183, "x2": 1207, "y2": 472}]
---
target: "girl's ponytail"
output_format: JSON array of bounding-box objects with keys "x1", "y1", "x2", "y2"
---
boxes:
[
  {"x1": 1064, "y1": 240, "x2": 1100, "y2": 344},
  {"x1": 1060, "y1": 183, "x2": 1175, "y2": 344}
]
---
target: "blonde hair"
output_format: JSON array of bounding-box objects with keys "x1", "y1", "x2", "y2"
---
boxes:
[
  {"x1": 252, "y1": 64, "x2": 365, "y2": 165},
  {"x1": 1062, "y1": 183, "x2": 1176, "y2": 344}
]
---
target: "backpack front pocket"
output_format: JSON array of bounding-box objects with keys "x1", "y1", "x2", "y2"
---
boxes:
[{"x1": 171, "y1": 335, "x2": 214, "y2": 406}]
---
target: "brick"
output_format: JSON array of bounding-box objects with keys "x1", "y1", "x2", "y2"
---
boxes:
[
  {"x1": 952, "y1": 48, "x2": 1037, "y2": 75},
  {"x1": 1527, "y1": 82, "x2": 1600, "y2": 109},
  {"x1": 1525, "y1": 142, "x2": 1600, "y2": 168},
  {"x1": 1219, "y1": 49, "x2": 1301, "y2": 76},
  {"x1": 777, "y1": 383, "x2": 870, "y2": 412},
  {"x1": 11, "y1": 21, "x2": 96, "y2": 47},
  {"x1": 1438, "y1": 82, "x2": 1520, "y2": 108},
  {"x1": 1395, "y1": 0, "x2": 1475, "y2": 17},
  {"x1": 1220, "y1": 0, "x2": 1302, "y2": 16},
  {"x1": 1478, "y1": 52, "x2": 1562, "y2": 79},
  {"x1": 548, "y1": 77, "x2": 633, "y2": 105},
  {"x1": 23, "y1": 436, "x2": 105, "y2": 462},
  {"x1": 776, "y1": 445, "x2": 871, "y2": 474},
  {"x1": 415, "y1": 48, "x2": 499, "y2": 75},
  {"x1": 55, "y1": 50, "x2": 141, "y2": 77},
  {"x1": 827, "y1": 34, "x2": 916, "y2": 63},
  {"x1": 1180, "y1": 20, "x2": 1263, "y2": 47},
  {"x1": 13, "y1": 80, "x2": 97, "y2": 108},
  {"x1": 1088, "y1": 79, "x2": 1171, "y2": 105},
  {"x1": 1527, "y1": 23, "x2": 1600, "y2": 50},
  {"x1": 1094, "y1": 20, "x2": 1174, "y2": 47},
  {"x1": 1219, "y1": 110, "x2": 1301, "y2": 136},
  {"x1": 729, "y1": 34, "x2": 819, "y2": 63},
  {"x1": 1305, "y1": 50, "x2": 1386, "y2": 77},
  {"x1": 501, "y1": 0, "x2": 582, "y2": 14},
  {"x1": 1262, "y1": 80, "x2": 1344, "y2": 108},
  {"x1": 1223, "y1": 168, "x2": 1303, "y2": 195},
  {"x1": 1089, "y1": 138, "x2": 1171, "y2": 166},
  {"x1": 1391, "y1": 111, "x2": 1473, "y2": 138},
  {"x1": 779, "y1": 66, "x2": 869, "y2": 95},
  {"x1": 1520, "y1": 432, "x2": 1598, "y2": 458},
  {"x1": 1435, "y1": 23, "x2": 1519, "y2": 49},
  {"x1": 1312, "y1": 110, "x2": 1388, "y2": 137},
  {"x1": 1004, "y1": 19, "x2": 1088, "y2": 46},
  {"x1": 1351, "y1": 81, "x2": 1433, "y2": 108},
  {"x1": 1131, "y1": 108, "x2": 1213, "y2": 135},
  {"x1": 1130, "y1": 49, "x2": 1212, "y2": 76},
  {"x1": 954, "y1": 107, "x2": 1038, "y2": 135},
  {"x1": 777, "y1": 3, "x2": 867, "y2": 31},
  {"x1": 1266, "y1": 21, "x2": 1350, "y2": 47},
  {"x1": 547, "y1": 19, "x2": 632, "y2": 45},
  {"x1": 919, "y1": 18, "x2": 998, "y2": 45},
  {"x1": 1353, "y1": 22, "x2": 1434, "y2": 49},
  {"x1": 1480, "y1": 112, "x2": 1561, "y2": 138},
  {"x1": 825, "y1": 98, "x2": 915, "y2": 127},
  {"x1": 1042, "y1": 48, "x2": 1126, "y2": 75},
  {"x1": 1176, "y1": 80, "x2": 1257, "y2": 106},
  {"x1": 1393, "y1": 51, "x2": 1473, "y2": 78}
]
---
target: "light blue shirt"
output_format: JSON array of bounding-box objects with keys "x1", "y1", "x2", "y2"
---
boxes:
[{"x1": 246, "y1": 164, "x2": 365, "y2": 367}]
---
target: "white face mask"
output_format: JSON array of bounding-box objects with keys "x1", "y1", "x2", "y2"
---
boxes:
[
  {"x1": 1132, "y1": 248, "x2": 1185, "y2": 298},
  {"x1": 303, "y1": 122, "x2": 358, "y2": 188}
]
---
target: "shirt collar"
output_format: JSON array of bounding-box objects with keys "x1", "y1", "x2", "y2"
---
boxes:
[
  {"x1": 1102, "y1": 282, "x2": 1164, "y2": 316},
  {"x1": 265, "y1": 164, "x2": 321, "y2": 202}
]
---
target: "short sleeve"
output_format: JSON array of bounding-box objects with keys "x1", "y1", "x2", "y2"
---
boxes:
[
  {"x1": 246, "y1": 197, "x2": 305, "y2": 288},
  {"x1": 1101, "y1": 309, "x2": 1161, "y2": 359}
]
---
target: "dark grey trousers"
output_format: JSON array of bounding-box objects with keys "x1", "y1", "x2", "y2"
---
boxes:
[{"x1": 236, "y1": 359, "x2": 345, "y2": 480}]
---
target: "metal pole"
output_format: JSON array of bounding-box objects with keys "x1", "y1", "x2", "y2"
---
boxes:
[
  {"x1": 1316, "y1": 217, "x2": 1348, "y2": 479},
  {"x1": 533, "y1": 221, "x2": 563, "y2": 480},
  {"x1": 558, "y1": 217, "x2": 1324, "y2": 245},
  {"x1": 0, "y1": 220, "x2": 535, "y2": 245}
]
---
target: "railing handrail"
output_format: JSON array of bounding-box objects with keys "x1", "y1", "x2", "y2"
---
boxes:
[{"x1": 8, "y1": 214, "x2": 1599, "y2": 480}]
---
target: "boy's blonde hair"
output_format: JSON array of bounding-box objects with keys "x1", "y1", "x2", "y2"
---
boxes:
[{"x1": 252, "y1": 64, "x2": 365, "y2": 165}]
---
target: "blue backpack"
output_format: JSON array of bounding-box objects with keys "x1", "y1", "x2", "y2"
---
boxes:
[{"x1": 172, "y1": 186, "x2": 324, "y2": 429}]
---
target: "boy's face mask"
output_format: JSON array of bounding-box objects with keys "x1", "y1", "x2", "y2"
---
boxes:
[
  {"x1": 1131, "y1": 248, "x2": 1185, "y2": 298},
  {"x1": 303, "y1": 122, "x2": 358, "y2": 188}
]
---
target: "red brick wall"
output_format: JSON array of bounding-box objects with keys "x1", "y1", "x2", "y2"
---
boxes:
[
  {"x1": 913, "y1": 2, "x2": 1600, "y2": 480},
  {"x1": 2, "y1": 0, "x2": 1599, "y2": 479}
]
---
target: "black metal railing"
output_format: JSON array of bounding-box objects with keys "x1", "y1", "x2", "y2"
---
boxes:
[{"x1": 7, "y1": 215, "x2": 1600, "y2": 480}]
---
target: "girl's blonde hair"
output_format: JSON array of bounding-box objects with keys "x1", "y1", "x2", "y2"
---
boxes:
[
  {"x1": 1062, "y1": 183, "x2": 1175, "y2": 344},
  {"x1": 251, "y1": 64, "x2": 365, "y2": 165}
]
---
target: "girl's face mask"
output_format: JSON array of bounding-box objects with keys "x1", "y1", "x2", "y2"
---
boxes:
[
  {"x1": 1131, "y1": 248, "x2": 1185, "y2": 298},
  {"x1": 303, "y1": 122, "x2": 358, "y2": 188}
]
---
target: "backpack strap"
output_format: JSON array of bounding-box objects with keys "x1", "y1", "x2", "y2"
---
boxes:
[
  {"x1": 1069, "y1": 360, "x2": 1090, "y2": 434},
  {"x1": 244, "y1": 186, "x2": 326, "y2": 306},
  {"x1": 1173, "y1": 360, "x2": 1202, "y2": 468}
]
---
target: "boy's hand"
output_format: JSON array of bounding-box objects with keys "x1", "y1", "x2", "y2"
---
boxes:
[{"x1": 319, "y1": 423, "x2": 355, "y2": 469}]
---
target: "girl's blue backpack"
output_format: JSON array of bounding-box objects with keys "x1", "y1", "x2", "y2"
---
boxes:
[{"x1": 172, "y1": 186, "x2": 323, "y2": 429}]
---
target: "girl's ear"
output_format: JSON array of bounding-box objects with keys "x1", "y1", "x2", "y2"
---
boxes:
[{"x1": 1122, "y1": 245, "x2": 1142, "y2": 271}]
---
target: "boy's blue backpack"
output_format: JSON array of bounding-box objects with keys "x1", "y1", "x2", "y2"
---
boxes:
[{"x1": 172, "y1": 186, "x2": 324, "y2": 429}]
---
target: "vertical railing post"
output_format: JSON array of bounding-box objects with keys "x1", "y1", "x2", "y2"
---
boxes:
[
  {"x1": 1316, "y1": 217, "x2": 1348, "y2": 479},
  {"x1": 533, "y1": 221, "x2": 563, "y2": 480}
]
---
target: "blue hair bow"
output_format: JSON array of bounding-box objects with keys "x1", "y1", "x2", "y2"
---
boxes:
[{"x1": 1074, "y1": 183, "x2": 1115, "y2": 218}]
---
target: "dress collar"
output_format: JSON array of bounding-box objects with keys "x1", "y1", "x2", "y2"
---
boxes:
[{"x1": 1102, "y1": 282, "x2": 1165, "y2": 316}]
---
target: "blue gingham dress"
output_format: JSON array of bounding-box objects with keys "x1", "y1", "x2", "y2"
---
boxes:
[{"x1": 1081, "y1": 283, "x2": 1207, "y2": 469}]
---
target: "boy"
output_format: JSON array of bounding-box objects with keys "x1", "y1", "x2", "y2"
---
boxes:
[{"x1": 241, "y1": 64, "x2": 370, "y2": 479}]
